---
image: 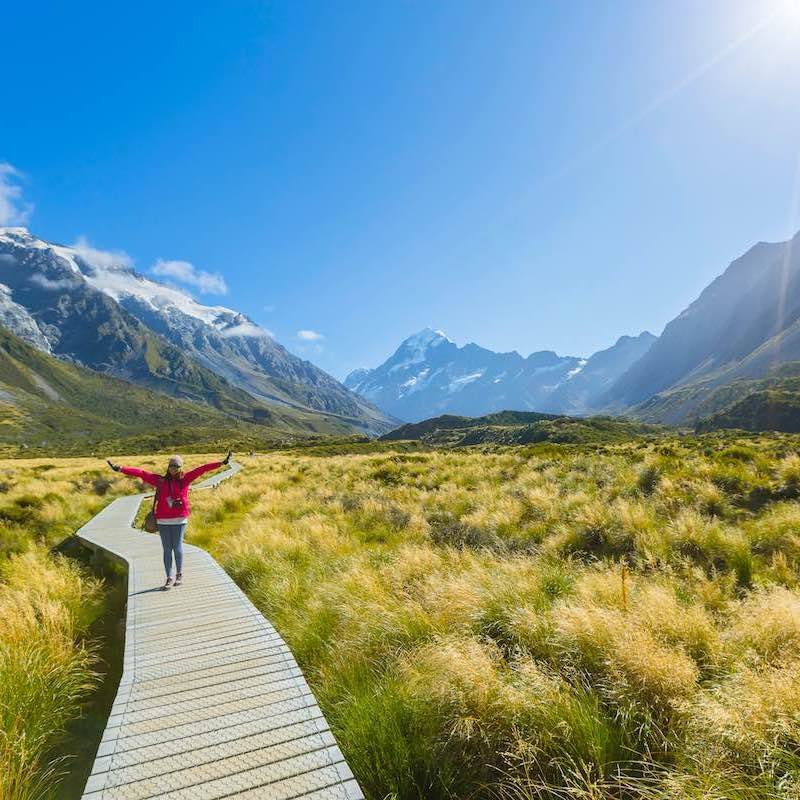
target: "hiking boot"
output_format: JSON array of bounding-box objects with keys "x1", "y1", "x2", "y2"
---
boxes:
[
  {"x1": 162, "y1": 576, "x2": 173, "y2": 591},
  {"x1": 174, "y1": 573, "x2": 183, "y2": 586}
]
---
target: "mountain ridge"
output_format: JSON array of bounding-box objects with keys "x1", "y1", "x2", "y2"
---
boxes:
[
  {"x1": 346, "y1": 327, "x2": 655, "y2": 422},
  {"x1": 0, "y1": 227, "x2": 394, "y2": 435},
  {"x1": 0, "y1": 323, "x2": 362, "y2": 455},
  {"x1": 608, "y1": 229, "x2": 800, "y2": 423}
]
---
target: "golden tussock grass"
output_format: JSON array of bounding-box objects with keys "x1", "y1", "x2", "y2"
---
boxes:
[
  {"x1": 178, "y1": 438, "x2": 800, "y2": 799},
  {"x1": 0, "y1": 454, "x2": 207, "y2": 799},
  {"x1": 4, "y1": 439, "x2": 800, "y2": 799}
]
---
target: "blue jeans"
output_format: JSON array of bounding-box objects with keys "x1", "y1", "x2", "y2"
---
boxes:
[{"x1": 157, "y1": 522, "x2": 188, "y2": 577}]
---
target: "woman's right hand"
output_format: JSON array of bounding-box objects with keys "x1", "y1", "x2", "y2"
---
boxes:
[{"x1": 107, "y1": 459, "x2": 121, "y2": 472}]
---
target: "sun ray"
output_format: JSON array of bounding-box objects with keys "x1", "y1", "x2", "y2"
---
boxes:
[
  {"x1": 772, "y1": 149, "x2": 800, "y2": 369},
  {"x1": 537, "y1": 3, "x2": 790, "y2": 189}
]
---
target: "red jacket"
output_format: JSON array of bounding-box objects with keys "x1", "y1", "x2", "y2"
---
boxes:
[{"x1": 120, "y1": 462, "x2": 223, "y2": 521}]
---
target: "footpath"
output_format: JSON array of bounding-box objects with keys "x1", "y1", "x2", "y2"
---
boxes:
[{"x1": 75, "y1": 462, "x2": 363, "y2": 800}]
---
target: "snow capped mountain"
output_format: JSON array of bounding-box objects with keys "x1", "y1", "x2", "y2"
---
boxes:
[
  {"x1": 390, "y1": 328, "x2": 452, "y2": 367},
  {"x1": 0, "y1": 227, "x2": 266, "y2": 337},
  {"x1": 345, "y1": 328, "x2": 656, "y2": 422},
  {"x1": 0, "y1": 228, "x2": 394, "y2": 434},
  {"x1": 62, "y1": 235, "x2": 263, "y2": 338}
]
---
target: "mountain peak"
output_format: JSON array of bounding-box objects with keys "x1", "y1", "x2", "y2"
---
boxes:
[
  {"x1": 0, "y1": 226, "x2": 31, "y2": 238},
  {"x1": 391, "y1": 328, "x2": 454, "y2": 366},
  {"x1": 346, "y1": 327, "x2": 653, "y2": 422},
  {"x1": 613, "y1": 331, "x2": 656, "y2": 347},
  {"x1": 344, "y1": 367, "x2": 370, "y2": 385},
  {"x1": 402, "y1": 327, "x2": 451, "y2": 347}
]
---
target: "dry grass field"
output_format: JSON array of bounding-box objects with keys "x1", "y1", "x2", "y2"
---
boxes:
[
  {"x1": 186, "y1": 439, "x2": 800, "y2": 799},
  {"x1": 3, "y1": 439, "x2": 800, "y2": 799},
  {"x1": 0, "y1": 457, "x2": 139, "y2": 799}
]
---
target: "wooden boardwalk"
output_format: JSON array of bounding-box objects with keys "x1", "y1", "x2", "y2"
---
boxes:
[{"x1": 75, "y1": 463, "x2": 364, "y2": 800}]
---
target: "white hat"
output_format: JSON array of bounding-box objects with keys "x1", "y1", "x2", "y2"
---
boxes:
[{"x1": 168, "y1": 455, "x2": 184, "y2": 467}]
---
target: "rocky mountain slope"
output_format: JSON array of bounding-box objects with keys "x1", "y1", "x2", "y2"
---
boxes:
[
  {"x1": 346, "y1": 328, "x2": 655, "y2": 422},
  {"x1": 0, "y1": 228, "x2": 393, "y2": 435},
  {"x1": 0, "y1": 283, "x2": 52, "y2": 352},
  {"x1": 605, "y1": 230, "x2": 800, "y2": 422},
  {"x1": 0, "y1": 325, "x2": 359, "y2": 455},
  {"x1": 546, "y1": 332, "x2": 656, "y2": 413}
]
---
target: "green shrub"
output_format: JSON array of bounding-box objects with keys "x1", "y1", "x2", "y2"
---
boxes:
[{"x1": 637, "y1": 463, "x2": 661, "y2": 495}]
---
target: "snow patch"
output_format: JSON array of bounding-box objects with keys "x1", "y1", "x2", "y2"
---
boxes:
[
  {"x1": 0, "y1": 228, "x2": 81, "y2": 273},
  {"x1": 5, "y1": 232, "x2": 240, "y2": 330},
  {"x1": 398, "y1": 367, "x2": 430, "y2": 397},
  {"x1": 447, "y1": 370, "x2": 485, "y2": 393},
  {"x1": 80, "y1": 256, "x2": 237, "y2": 328},
  {"x1": 566, "y1": 359, "x2": 588, "y2": 380},
  {"x1": 0, "y1": 281, "x2": 52, "y2": 352},
  {"x1": 0, "y1": 227, "x2": 31, "y2": 239}
]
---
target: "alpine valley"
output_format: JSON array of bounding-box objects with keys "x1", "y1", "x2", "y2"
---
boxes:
[
  {"x1": 346, "y1": 229, "x2": 800, "y2": 430},
  {"x1": 345, "y1": 328, "x2": 656, "y2": 422},
  {"x1": 5, "y1": 225, "x2": 800, "y2": 441}
]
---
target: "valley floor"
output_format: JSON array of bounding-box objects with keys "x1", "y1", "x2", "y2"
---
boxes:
[
  {"x1": 186, "y1": 437, "x2": 800, "y2": 799},
  {"x1": 3, "y1": 437, "x2": 800, "y2": 798}
]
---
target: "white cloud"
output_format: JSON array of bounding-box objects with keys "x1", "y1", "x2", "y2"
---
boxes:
[
  {"x1": 0, "y1": 163, "x2": 33, "y2": 226},
  {"x1": 72, "y1": 236, "x2": 133, "y2": 270},
  {"x1": 29, "y1": 274, "x2": 77, "y2": 291},
  {"x1": 152, "y1": 258, "x2": 227, "y2": 295},
  {"x1": 218, "y1": 321, "x2": 272, "y2": 339},
  {"x1": 297, "y1": 329, "x2": 324, "y2": 341}
]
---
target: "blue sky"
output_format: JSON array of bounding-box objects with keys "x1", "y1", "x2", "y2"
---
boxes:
[{"x1": 2, "y1": 0, "x2": 800, "y2": 378}]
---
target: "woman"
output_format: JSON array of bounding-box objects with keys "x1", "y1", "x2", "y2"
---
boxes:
[{"x1": 107, "y1": 452, "x2": 232, "y2": 590}]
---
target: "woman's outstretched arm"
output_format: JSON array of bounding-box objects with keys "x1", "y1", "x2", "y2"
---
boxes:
[
  {"x1": 183, "y1": 452, "x2": 232, "y2": 484},
  {"x1": 107, "y1": 460, "x2": 161, "y2": 487}
]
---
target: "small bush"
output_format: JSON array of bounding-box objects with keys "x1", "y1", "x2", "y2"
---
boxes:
[
  {"x1": 637, "y1": 463, "x2": 661, "y2": 495},
  {"x1": 427, "y1": 511, "x2": 504, "y2": 551},
  {"x1": 91, "y1": 476, "x2": 113, "y2": 495}
]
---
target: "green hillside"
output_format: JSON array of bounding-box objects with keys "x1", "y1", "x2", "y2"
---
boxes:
[
  {"x1": 0, "y1": 326, "x2": 356, "y2": 455},
  {"x1": 636, "y1": 362, "x2": 800, "y2": 433},
  {"x1": 696, "y1": 388, "x2": 800, "y2": 433},
  {"x1": 382, "y1": 409, "x2": 662, "y2": 447},
  {"x1": 632, "y1": 362, "x2": 800, "y2": 426}
]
